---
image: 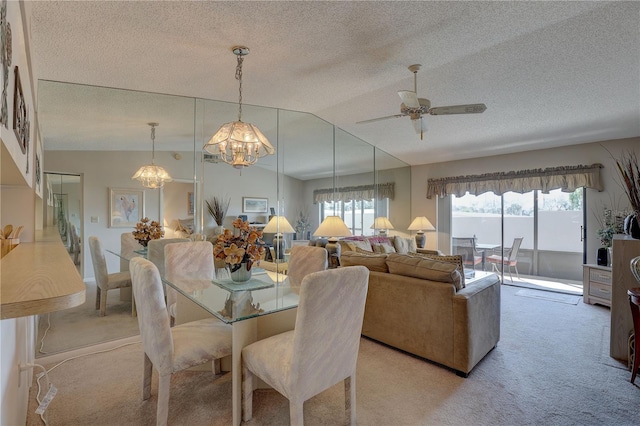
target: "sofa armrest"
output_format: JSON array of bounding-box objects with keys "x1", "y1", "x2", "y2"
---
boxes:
[{"x1": 452, "y1": 274, "x2": 501, "y2": 374}]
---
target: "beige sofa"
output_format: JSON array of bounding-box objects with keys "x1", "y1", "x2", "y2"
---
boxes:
[{"x1": 341, "y1": 252, "x2": 501, "y2": 377}]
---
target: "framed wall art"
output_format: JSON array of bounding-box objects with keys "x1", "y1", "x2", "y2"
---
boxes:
[
  {"x1": 13, "y1": 66, "x2": 29, "y2": 154},
  {"x1": 109, "y1": 188, "x2": 145, "y2": 228},
  {"x1": 242, "y1": 197, "x2": 268, "y2": 213}
]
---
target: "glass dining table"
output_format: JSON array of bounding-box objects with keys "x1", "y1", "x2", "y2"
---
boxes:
[{"x1": 107, "y1": 249, "x2": 299, "y2": 426}]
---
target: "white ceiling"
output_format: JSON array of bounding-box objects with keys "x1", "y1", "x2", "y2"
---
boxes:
[{"x1": 31, "y1": 1, "x2": 640, "y2": 167}]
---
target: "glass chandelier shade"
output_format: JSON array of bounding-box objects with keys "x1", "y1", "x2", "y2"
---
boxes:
[
  {"x1": 132, "y1": 122, "x2": 173, "y2": 189},
  {"x1": 203, "y1": 46, "x2": 275, "y2": 169}
]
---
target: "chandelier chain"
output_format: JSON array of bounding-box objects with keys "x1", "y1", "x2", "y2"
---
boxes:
[
  {"x1": 235, "y1": 54, "x2": 244, "y2": 122},
  {"x1": 150, "y1": 124, "x2": 156, "y2": 163}
]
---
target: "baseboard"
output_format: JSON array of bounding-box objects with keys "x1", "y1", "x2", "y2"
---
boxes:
[{"x1": 35, "y1": 335, "x2": 141, "y2": 365}]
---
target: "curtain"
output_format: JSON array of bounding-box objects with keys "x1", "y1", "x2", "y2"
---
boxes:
[
  {"x1": 313, "y1": 182, "x2": 395, "y2": 203},
  {"x1": 426, "y1": 163, "x2": 603, "y2": 198}
]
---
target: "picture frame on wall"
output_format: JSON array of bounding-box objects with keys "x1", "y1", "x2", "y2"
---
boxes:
[
  {"x1": 242, "y1": 197, "x2": 268, "y2": 213},
  {"x1": 13, "y1": 66, "x2": 29, "y2": 155},
  {"x1": 109, "y1": 188, "x2": 145, "y2": 228},
  {"x1": 187, "y1": 192, "x2": 194, "y2": 216}
]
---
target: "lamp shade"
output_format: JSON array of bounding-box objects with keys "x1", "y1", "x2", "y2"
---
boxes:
[
  {"x1": 263, "y1": 216, "x2": 295, "y2": 234},
  {"x1": 370, "y1": 216, "x2": 395, "y2": 230},
  {"x1": 313, "y1": 216, "x2": 352, "y2": 238},
  {"x1": 408, "y1": 216, "x2": 435, "y2": 231}
]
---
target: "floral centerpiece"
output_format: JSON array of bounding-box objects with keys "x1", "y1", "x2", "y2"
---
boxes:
[
  {"x1": 214, "y1": 218, "x2": 265, "y2": 280},
  {"x1": 132, "y1": 217, "x2": 164, "y2": 247}
]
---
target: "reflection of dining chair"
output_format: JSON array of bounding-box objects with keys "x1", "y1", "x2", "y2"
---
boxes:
[
  {"x1": 486, "y1": 237, "x2": 524, "y2": 281},
  {"x1": 120, "y1": 232, "x2": 142, "y2": 272},
  {"x1": 286, "y1": 245, "x2": 328, "y2": 292},
  {"x1": 129, "y1": 257, "x2": 232, "y2": 426},
  {"x1": 147, "y1": 238, "x2": 189, "y2": 278},
  {"x1": 242, "y1": 266, "x2": 369, "y2": 425},
  {"x1": 70, "y1": 224, "x2": 81, "y2": 265},
  {"x1": 88, "y1": 236, "x2": 132, "y2": 316},
  {"x1": 164, "y1": 241, "x2": 214, "y2": 327},
  {"x1": 452, "y1": 237, "x2": 485, "y2": 270}
]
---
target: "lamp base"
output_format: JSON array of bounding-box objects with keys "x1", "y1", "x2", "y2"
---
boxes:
[
  {"x1": 273, "y1": 234, "x2": 285, "y2": 260},
  {"x1": 415, "y1": 231, "x2": 426, "y2": 249}
]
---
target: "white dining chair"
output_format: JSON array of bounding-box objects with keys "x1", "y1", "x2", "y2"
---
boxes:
[
  {"x1": 147, "y1": 238, "x2": 189, "y2": 278},
  {"x1": 130, "y1": 257, "x2": 232, "y2": 426},
  {"x1": 88, "y1": 236, "x2": 132, "y2": 316},
  {"x1": 242, "y1": 266, "x2": 370, "y2": 425},
  {"x1": 164, "y1": 241, "x2": 215, "y2": 326},
  {"x1": 286, "y1": 245, "x2": 328, "y2": 292}
]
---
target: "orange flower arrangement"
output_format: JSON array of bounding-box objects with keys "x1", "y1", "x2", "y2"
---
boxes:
[
  {"x1": 132, "y1": 217, "x2": 164, "y2": 247},
  {"x1": 213, "y1": 218, "x2": 266, "y2": 272}
]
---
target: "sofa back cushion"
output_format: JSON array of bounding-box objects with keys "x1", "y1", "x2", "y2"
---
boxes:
[
  {"x1": 392, "y1": 236, "x2": 417, "y2": 254},
  {"x1": 386, "y1": 253, "x2": 462, "y2": 290},
  {"x1": 340, "y1": 251, "x2": 389, "y2": 273},
  {"x1": 409, "y1": 253, "x2": 466, "y2": 288}
]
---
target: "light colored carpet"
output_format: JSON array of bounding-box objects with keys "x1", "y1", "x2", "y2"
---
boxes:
[
  {"x1": 27, "y1": 285, "x2": 638, "y2": 425},
  {"x1": 514, "y1": 288, "x2": 582, "y2": 305},
  {"x1": 36, "y1": 280, "x2": 140, "y2": 356}
]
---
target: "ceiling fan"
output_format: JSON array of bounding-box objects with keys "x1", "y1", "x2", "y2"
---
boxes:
[{"x1": 357, "y1": 64, "x2": 487, "y2": 140}]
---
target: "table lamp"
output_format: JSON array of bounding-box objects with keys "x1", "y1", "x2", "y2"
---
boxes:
[
  {"x1": 370, "y1": 216, "x2": 394, "y2": 236},
  {"x1": 263, "y1": 216, "x2": 295, "y2": 260},
  {"x1": 408, "y1": 216, "x2": 435, "y2": 248},
  {"x1": 313, "y1": 216, "x2": 352, "y2": 259}
]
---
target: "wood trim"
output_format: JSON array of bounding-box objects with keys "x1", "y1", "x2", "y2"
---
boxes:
[{"x1": 1, "y1": 229, "x2": 86, "y2": 319}]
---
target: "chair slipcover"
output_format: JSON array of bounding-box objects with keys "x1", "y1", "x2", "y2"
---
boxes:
[
  {"x1": 242, "y1": 266, "x2": 369, "y2": 425},
  {"x1": 286, "y1": 245, "x2": 328, "y2": 292},
  {"x1": 147, "y1": 238, "x2": 190, "y2": 278},
  {"x1": 88, "y1": 236, "x2": 132, "y2": 316},
  {"x1": 130, "y1": 257, "x2": 232, "y2": 426},
  {"x1": 164, "y1": 241, "x2": 215, "y2": 323}
]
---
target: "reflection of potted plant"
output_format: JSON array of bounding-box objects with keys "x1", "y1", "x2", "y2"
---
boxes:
[
  {"x1": 596, "y1": 208, "x2": 628, "y2": 266},
  {"x1": 206, "y1": 195, "x2": 230, "y2": 235},
  {"x1": 294, "y1": 210, "x2": 310, "y2": 240},
  {"x1": 132, "y1": 217, "x2": 164, "y2": 248}
]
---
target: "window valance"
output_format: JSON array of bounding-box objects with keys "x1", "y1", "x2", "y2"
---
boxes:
[
  {"x1": 426, "y1": 164, "x2": 603, "y2": 198},
  {"x1": 313, "y1": 182, "x2": 395, "y2": 203}
]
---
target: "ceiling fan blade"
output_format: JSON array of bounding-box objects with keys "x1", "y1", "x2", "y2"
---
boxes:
[
  {"x1": 398, "y1": 90, "x2": 420, "y2": 109},
  {"x1": 356, "y1": 114, "x2": 405, "y2": 124},
  {"x1": 411, "y1": 117, "x2": 427, "y2": 140},
  {"x1": 429, "y1": 103, "x2": 487, "y2": 115}
]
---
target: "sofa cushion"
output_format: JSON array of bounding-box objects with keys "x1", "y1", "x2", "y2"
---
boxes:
[
  {"x1": 373, "y1": 242, "x2": 396, "y2": 254},
  {"x1": 340, "y1": 251, "x2": 389, "y2": 273},
  {"x1": 350, "y1": 239, "x2": 374, "y2": 252},
  {"x1": 392, "y1": 237, "x2": 417, "y2": 254},
  {"x1": 409, "y1": 252, "x2": 465, "y2": 288},
  {"x1": 386, "y1": 253, "x2": 462, "y2": 290},
  {"x1": 338, "y1": 240, "x2": 357, "y2": 253}
]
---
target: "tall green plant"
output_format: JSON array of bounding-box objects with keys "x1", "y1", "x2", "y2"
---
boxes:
[{"x1": 206, "y1": 196, "x2": 231, "y2": 226}]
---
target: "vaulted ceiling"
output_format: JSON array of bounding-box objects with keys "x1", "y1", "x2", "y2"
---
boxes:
[{"x1": 31, "y1": 1, "x2": 640, "y2": 166}]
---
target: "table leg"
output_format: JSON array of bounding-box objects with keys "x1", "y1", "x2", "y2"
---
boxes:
[{"x1": 232, "y1": 318, "x2": 257, "y2": 426}]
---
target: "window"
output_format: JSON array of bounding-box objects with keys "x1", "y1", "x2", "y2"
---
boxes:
[{"x1": 320, "y1": 198, "x2": 388, "y2": 236}]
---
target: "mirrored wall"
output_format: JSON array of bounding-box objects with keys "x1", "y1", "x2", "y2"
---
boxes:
[{"x1": 37, "y1": 80, "x2": 411, "y2": 355}]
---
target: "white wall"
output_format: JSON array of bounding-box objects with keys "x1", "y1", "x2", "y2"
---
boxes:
[{"x1": 411, "y1": 137, "x2": 640, "y2": 265}]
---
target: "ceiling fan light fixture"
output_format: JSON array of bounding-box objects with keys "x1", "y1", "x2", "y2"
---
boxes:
[
  {"x1": 132, "y1": 122, "x2": 173, "y2": 189},
  {"x1": 203, "y1": 46, "x2": 275, "y2": 169}
]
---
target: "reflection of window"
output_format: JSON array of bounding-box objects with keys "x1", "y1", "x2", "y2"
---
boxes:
[{"x1": 320, "y1": 198, "x2": 388, "y2": 236}]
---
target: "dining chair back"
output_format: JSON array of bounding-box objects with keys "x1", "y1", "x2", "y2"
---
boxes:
[
  {"x1": 242, "y1": 266, "x2": 369, "y2": 425},
  {"x1": 452, "y1": 236, "x2": 485, "y2": 270},
  {"x1": 147, "y1": 238, "x2": 189, "y2": 278},
  {"x1": 286, "y1": 245, "x2": 328, "y2": 291},
  {"x1": 88, "y1": 236, "x2": 132, "y2": 316},
  {"x1": 69, "y1": 224, "x2": 81, "y2": 265},
  {"x1": 130, "y1": 257, "x2": 232, "y2": 426},
  {"x1": 487, "y1": 237, "x2": 524, "y2": 281},
  {"x1": 164, "y1": 241, "x2": 214, "y2": 325},
  {"x1": 120, "y1": 232, "x2": 141, "y2": 272}
]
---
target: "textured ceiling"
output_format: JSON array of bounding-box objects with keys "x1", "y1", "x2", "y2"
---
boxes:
[{"x1": 31, "y1": 1, "x2": 640, "y2": 167}]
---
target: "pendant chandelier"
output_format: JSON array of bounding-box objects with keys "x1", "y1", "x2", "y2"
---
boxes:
[
  {"x1": 132, "y1": 122, "x2": 173, "y2": 189},
  {"x1": 203, "y1": 46, "x2": 275, "y2": 169}
]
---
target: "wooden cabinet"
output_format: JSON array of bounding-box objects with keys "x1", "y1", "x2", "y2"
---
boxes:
[
  {"x1": 610, "y1": 235, "x2": 640, "y2": 361},
  {"x1": 583, "y1": 264, "x2": 612, "y2": 307}
]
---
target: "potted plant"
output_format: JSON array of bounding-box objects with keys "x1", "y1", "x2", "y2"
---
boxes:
[
  {"x1": 615, "y1": 150, "x2": 640, "y2": 238},
  {"x1": 132, "y1": 217, "x2": 164, "y2": 248},
  {"x1": 206, "y1": 195, "x2": 231, "y2": 235},
  {"x1": 213, "y1": 218, "x2": 266, "y2": 282}
]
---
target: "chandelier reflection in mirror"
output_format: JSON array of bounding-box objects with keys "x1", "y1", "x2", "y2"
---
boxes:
[
  {"x1": 203, "y1": 46, "x2": 275, "y2": 169},
  {"x1": 132, "y1": 122, "x2": 173, "y2": 189}
]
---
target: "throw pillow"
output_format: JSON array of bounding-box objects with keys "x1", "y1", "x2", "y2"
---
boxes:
[
  {"x1": 351, "y1": 239, "x2": 374, "y2": 252},
  {"x1": 368, "y1": 236, "x2": 393, "y2": 246},
  {"x1": 373, "y1": 243, "x2": 397, "y2": 254},
  {"x1": 340, "y1": 251, "x2": 389, "y2": 273},
  {"x1": 386, "y1": 253, "x2": 463, "y2": 290},
  {"x1": 409, "y1": 253, "x2": 466, "y2": 288},
  {"x1": 393, "y1": 237, "x2": 416, "y2": 254},
  {"x1": 338, "y1": 240, "x2": 357, "y2": 253}
]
